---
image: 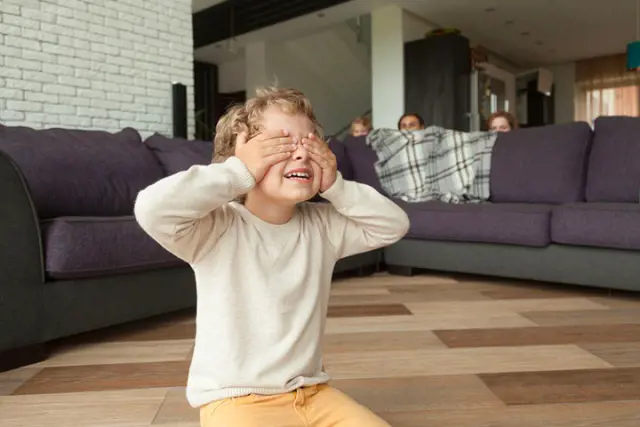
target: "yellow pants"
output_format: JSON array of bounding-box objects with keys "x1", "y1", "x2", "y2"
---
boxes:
[{"x1": 200, "y1": 384, "x2": 390, "y2": 427}]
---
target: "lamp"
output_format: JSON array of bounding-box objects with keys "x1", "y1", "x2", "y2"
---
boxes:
[
  {"x1": 629, "y1": 41, "x2": 640, "y2": 70},
  {"x1": 628, "y1": 0, "x2": 640, "y2": 70}
]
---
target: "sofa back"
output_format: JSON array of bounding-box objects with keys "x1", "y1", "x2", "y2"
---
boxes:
[
  {"x1": 0, "y1": 126, "x2": 165, "y2": 219},
  {"x1": 144, "y1": 133, "x2": 213, "y2": 176},
  {"x1": 489, "y1": 122, "x2": 593, "y2": 204},
  {"x1": 585, "y1": 116, "x2": 640, "y2": 202},
  {"x1": 327, "y1": 137, "x2": 354, "y2": 181},
  {"x1": 342, "y1": 135, "x2": 386, "y2": 194}
]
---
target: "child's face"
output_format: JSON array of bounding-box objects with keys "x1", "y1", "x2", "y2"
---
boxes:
[
  {"x1": 351, "y1": 123, "x2": 369, "y2": 137},
  {"x1": 252, "y1": 106, "x2": 322, "y2": 204},
  {"x1": 490, "y1": 117, "x2": 512, "y2": 132}
]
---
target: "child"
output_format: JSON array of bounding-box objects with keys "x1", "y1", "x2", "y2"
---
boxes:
[
  {"x1": 350, "y1": 116, "x2": 372, "y2": 137},
  {"x1": 134, "y1": 87, "x2": 409, "y2": 426}
]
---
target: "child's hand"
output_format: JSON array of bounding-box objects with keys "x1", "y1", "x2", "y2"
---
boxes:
[
  {"x1": 302, "y1": 134, "x2": 337, "y2": 193},
  {"x1": 235, "y1": 130, "x2": 296, "y2": 182}
]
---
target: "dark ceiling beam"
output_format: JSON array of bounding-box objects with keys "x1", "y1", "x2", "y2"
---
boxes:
[{"x1": 193, "y1": 0, "x2": 351, "y2": 49}]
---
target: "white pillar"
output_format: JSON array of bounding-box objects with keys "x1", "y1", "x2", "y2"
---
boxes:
[
  {"x1": 245, "y1": 42, "x2": 270, "y2": 97},
  {"x1": 371, "y1": 5, "x2": 405, "y2": 130}
]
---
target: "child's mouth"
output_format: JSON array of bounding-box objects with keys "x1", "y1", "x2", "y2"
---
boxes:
[{"x1": 284, "y1": 169, "x2": 312, "y2": 182}]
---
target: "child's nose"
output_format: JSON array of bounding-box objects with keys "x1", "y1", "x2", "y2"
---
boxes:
[{"x1": 292, "y1": 139, "x2": 309, "y2": 161}]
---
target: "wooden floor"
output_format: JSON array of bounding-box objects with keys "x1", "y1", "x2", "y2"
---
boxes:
[{"x1": 2, "y1": 272, "x2": 640, "y2": 426}]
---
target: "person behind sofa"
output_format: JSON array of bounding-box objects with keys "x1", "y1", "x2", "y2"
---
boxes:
[
  {"x1": 350, "y1": 116, "x2": 372, "y2": 137},
  {"x1": 134, "y1": 86, "x2": 409, "y2": 427},
  {"x1": 398, "y1": 112, "x2": 425, "y2": 131},
  {"x1": 487, "y1": 111, "x2": 518, "y2": 132}
]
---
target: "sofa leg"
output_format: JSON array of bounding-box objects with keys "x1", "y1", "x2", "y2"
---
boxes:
[
  {"x1": 387, "y1": 265, "x2": 415, "y2": 277},
  {"x1": 356, "y1": 264, "x2": 377, "y2": 277},
  {"x1": 0, "y1": 344, "x2": 46, "y2": 373}
]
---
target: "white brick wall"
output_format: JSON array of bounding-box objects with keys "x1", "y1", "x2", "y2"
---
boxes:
[{"x1": 0, "y1": 0, "x2": 195, "y2": 138}]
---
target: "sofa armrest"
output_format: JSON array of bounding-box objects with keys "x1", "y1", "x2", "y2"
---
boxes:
[{"x1": 0, "y1": 149, "x2": 45, "y2": 356}]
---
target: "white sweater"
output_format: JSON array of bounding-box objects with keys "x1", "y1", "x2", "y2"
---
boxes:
[{"x1": 134, "y1": 156, "x2": 409, "y2": 408}]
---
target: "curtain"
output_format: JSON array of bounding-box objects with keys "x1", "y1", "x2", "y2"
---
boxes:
[{"x1": 574, "y1": 53, "x2": 640, "y2": 123}]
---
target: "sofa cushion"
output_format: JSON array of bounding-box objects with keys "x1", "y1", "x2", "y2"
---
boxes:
[
  {"x1": 585, "y1": 116, "x2": 640, "y2": 202},
  {"x1": 0, "y1": 126, "x2": 165, "y2": 218},
  {"x1": 328, "y1": 137, "x2": 354, "y2": 181},
  {"x1": 42, "y1": 216, "x2": 183, "y2": 280},
  {"x1": 552, "y1": 203, "x2": 640, "y2": 250},
  {"x1": 342, "y1": 135, "x2": 385, "y2": 194},
  {"x1": 145, "y1": 133, "x2": 213, "y2": 176},
  {"x1": 490, "y1": 122, "x2": 593, "y2": 204},
  {"x1": 401, "y1": 202, "x2": 552, "y2": 247}
]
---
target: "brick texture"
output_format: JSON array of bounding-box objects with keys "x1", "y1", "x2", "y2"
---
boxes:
[{"x1": 0, "y1": 0, "x2": 194, "y2": 137}]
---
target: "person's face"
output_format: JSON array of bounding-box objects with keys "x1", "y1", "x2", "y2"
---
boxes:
[
  {"x1": 490, "y1": 117, "x2": 512, "y2": 132},
  {"x1": 399, "y1": 115, "x2": 423, "y2": 131},
  {"x1": 252, "y1": 106, "x2": 322, "y2": 205},
  {"x1": 351, "y1": 123, "x2": 369, "y2": 137}
]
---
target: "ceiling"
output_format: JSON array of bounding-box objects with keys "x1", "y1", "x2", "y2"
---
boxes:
[
  {"x1": 194, "y1": 0, "x2": 386, "y2": 64},
  {"x1": 192, "y1": 0, "x2": 225, "y2": 13},
  {"x1": 396, "y1": 0, "x2": 639, "y2": 67},
  {"x1": 192, "y1": 0, "x2": 640, "y2": 67}
]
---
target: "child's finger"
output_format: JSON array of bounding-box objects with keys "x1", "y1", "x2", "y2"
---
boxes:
[
  {"x1": 308, "y1": 150, "x2": 332, "y2": 168},
  {"x1": 307, "y1": 133, "x2": 324, "y2": 143},
  {"x1": 302, "y1": 139, "x2": 328, "y2": 155},
  {"x1": 236, "y1": 132, "x2": 248, "y2": 145},
  {"x1": 254, "y1": 129, "x2": 289, "y2": 142},
  {"x1": 262, "y1": 136, "x2": 295, "y2": 149},
  {"x1": 264, "y1": 151, "x2": 292, "y2": 164},
  {"x1": 262, "y1": 142, "x2": 296, "y2": 156}
]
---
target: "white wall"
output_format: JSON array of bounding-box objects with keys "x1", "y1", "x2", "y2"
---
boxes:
[
  {"x1": 548, "y1": 62, "x2": 576, "y2": 123},
  {"x1": 371, "y1": 5, "x2": 405, "y2": 130},
  {"x1": 270, "y1": 24, "x2": 371, "y2": 136},
  {"x1": 219, "y1": 23, "x2": 372, "y2": 136},
  {"x1": 0, "y1": 0, "x2": 194, "y2": 137},
  {"x1": 403, "y1": 10, "x2": 435, "y2": 43},
  {"x1": 219, "y1": 57, "x2": 246, "y2": 93}
]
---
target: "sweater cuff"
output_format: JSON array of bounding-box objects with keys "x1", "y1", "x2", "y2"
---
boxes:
[
  {"x1": 319, "y1": 172, "x2": 347, "y2": 205},
  {"x1": 224, "y1": 156, "x2": 256, "y2": 193}
]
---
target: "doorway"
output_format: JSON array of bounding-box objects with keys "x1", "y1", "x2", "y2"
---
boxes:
[{"x1": 469, "y1": 63, "x2": 516, "y2": 131}]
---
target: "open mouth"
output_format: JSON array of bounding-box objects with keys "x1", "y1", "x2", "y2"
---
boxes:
[{"x1": 284, "y1": 169, "x2": 312, "y2": 182}]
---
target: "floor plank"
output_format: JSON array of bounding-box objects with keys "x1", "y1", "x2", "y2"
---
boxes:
[
  {"x1": 433, "y1": 324, "x2": 640, "y2": 348},
  {"x1": 580, "y1": 342, "x2": 640, "y2": 368},
  {"x1": 38, "y1": 340, "x2": 194, "y2": 367},
  {"x1": 323, "y1": 331, "x2": 446, "y2": 353},
  {"x1": 523, "y1": 308, "x2": 640, "y2": 326},
  {"x1": 479, "y1": 367, "x2": 640, "y2": 405},
  {"x1": 13, "y1": 361, "x2": 190, "y2": 395},
  {"x1": 324, "y1": 311, "x2": 537, "y2": 334},
  {"x1": 0, "y1": 388, "x2": 168, "y2": 427},
  {"x1": 331, "y1": 375, "x2": 505, "y2": 413},
  {"x1": 324, "y1": 345, "x2": 612, "y2": 380},
  {"x1": 326, "y1": 303, "x2": 412, "y2": 318},
  {"x1": 379, "y1": 401, "x2": 640, "y2": 427}
]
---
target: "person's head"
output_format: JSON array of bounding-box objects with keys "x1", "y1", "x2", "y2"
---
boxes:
[
  {"x1": 398, "y1": 113, "x2": 425, "y2": 131},
  {"x1": 213, "y1": 86, "x2": 323, "y2": 207},
  {"x1": 487, "y1": 111, "x2": 517, "y2": 132},
  {"x1": 350, "y1": 116, "x2": 372, "y2": 137}
]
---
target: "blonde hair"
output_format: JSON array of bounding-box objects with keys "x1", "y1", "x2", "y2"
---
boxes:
[
  {"x1": 212, "y1": 86, "x2": 323, "y2": 163},
  {"x1": 350, "y1": 116, "x2": 372, "y2": 133}
]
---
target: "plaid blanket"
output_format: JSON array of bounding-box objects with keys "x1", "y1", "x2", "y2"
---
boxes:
[{"x1": 366, "y1": 126, "x2": 498, "y2": 203}]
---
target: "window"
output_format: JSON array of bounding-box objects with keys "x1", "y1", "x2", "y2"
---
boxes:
[
  {"x1": 574, "y1": 53, "x2": 640, "y2": 124},
  {"x1": 583, "y1": 85, "x2": 640, "y2": 124}
]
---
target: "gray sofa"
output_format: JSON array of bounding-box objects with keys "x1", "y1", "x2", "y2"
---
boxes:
[
  {"x1": 333, "y1": 116, "x2": 640, "y2": 293},
  {"x1": 0, "y1": 126, "x2": 378, "y2": 372}
]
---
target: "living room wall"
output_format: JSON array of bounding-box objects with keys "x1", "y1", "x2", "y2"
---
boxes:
[
  {"x1": 217, "y1": 22, "x2": 372, "y2": 137},
  {"x1": 548, "y1": 62, "x2": 576, "y2": 124},
  {"x1": 0, "y1": 0, "x2": 195, "y2": 137}
]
